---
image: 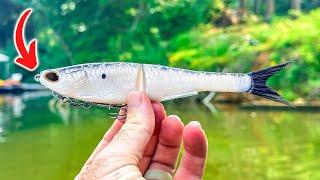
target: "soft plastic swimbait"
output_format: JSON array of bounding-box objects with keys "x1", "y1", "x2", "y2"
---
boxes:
[{"x1": 36, "y1": 61, "x2": 292, "y2": 106}]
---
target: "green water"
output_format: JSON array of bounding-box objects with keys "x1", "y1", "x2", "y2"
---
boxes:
[{"x1": 0, "y1": 93, "x2": 319, "y2": 180}]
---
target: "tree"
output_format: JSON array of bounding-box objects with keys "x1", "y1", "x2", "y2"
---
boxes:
[
  {"x1": 0, "y1": 1, "x2": 22, "y2": 49},
  {"x1": 239, "y1": 0, "x2": 246, "y2": 9},
  {"x1": 254, "y1": 0, "x2": 261, "y2": 14},
  {"x1": 238, "y1": 0, "x2": 247, "y2": 18},
  {"x1": 291, "y1": 0, "x2": 301, "y2": 11},
  {"x1": 265, "y1": 0, "x2": 274, "y2": 22}
]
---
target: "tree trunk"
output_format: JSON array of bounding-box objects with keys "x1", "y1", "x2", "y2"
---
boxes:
[
  {"x1": 264, "y1": 0, "x2": 274, "y2": 22},
  {"x1": 238, "y1": 0, "x2": 246, "y2": 19},
  {"x1": 291, "y1": 0, "x2": 301, "y2": 10},
  {"x1": 239, "y1": 0, "x2": 246, "y2": 9},
  {"x1": 254, "y1": 0, "x2": 261, "y2": 14}
]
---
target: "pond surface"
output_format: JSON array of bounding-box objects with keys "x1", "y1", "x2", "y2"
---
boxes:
[{"x1": 0, "y1": 92, "x2": 319, "y2": 180}]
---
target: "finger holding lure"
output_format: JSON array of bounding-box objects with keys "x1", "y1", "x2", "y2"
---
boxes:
[{"x1": 35, "y1": 61, "x2": 293, "y2": 109}]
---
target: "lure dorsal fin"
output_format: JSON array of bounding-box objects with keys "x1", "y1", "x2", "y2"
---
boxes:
[{"x1": 135, "y1": 64, "x2": 146, "y2": 92}]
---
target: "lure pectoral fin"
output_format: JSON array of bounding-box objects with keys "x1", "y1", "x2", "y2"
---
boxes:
[{"x1": 247, "y1": 61, "x2": 293, "y2": 106}]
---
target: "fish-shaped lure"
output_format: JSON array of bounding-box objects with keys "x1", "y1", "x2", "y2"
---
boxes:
[{"x1": 36, "y1": 61, "x2": 292, "y2": 106}]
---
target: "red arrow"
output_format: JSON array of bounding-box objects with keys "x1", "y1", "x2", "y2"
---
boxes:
[{"x1": 14, "y1": 8, "x2": 38, "y2": 71}]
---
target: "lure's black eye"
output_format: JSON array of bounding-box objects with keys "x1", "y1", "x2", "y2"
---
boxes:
[
  {"x1": 45, "y1": 71, "x2": 59, "y2": 82},
  {"x1": 102, "y1": 73, "x2": 106, "y2": 79}
]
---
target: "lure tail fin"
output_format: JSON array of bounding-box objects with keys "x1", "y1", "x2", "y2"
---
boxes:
[{"x1": 247, "y1": 61, "x2": 293, "y2": 106}]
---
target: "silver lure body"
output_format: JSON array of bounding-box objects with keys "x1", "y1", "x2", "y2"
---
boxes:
[{"x1": 38, "y1": 62, "x2": 252, "y2": 105}]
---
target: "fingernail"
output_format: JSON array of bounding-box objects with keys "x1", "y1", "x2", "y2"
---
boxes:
[
  {"x1": 168, "y1": 115, "x2": 181, "y2": 121},
  {"x1": 189, "y1": 121, "x2": 201, "y2": 128},
  {"x1": 127, "y1": 91, "x2": 143, "y2": 107}
]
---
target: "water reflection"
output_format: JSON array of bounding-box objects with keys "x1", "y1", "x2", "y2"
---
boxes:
[
  {"x1": 0, "y1": 92, "x2": 115, "y2": 140},
  {"x1": 0, "y1": 94, "x2": 319, "y2": 179},
  {"x1": 48, "y1": 98, "x2": 82, "y2": 125},
  {"x1": 0, "y1": 95, "x2": 23, "y2": 142},
  {"x1": 0, "y1": 92, "x2": 52, "y2": 142}
]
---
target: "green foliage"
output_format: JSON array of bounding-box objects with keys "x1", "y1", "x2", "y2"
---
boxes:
[
  {"x1": 18, "y1": 0, "x2": 213, "y2": 68},
  {"x1": 168, "y1": 9, "x2": 320, "y2": 100}
]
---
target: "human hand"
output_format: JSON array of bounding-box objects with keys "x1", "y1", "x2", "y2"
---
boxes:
[{"x1": 76, "y1": 91, "x2": 208, "y2": 180}]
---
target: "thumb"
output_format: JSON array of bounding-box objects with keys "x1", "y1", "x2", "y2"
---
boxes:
[
  {"x1": 102, "y1": 91, "x2": 155, "y2": 163},
  {"x1": 76, "y1": 92, "x2": 155, "y2": 179}
]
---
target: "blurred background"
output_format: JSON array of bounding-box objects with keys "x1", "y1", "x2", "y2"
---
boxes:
[{"x1": 0, "y1": 0, "x2": 320, "y2": 179}]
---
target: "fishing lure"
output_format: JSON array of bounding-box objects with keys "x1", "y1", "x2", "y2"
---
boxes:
[{"x1": 35, "y1": 61, "x2": 292, "y2": 109}]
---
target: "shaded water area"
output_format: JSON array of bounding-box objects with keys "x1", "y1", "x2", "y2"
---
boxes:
[{"x1": 0, "y1": 93, "x2": 319, "y2": 180}]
